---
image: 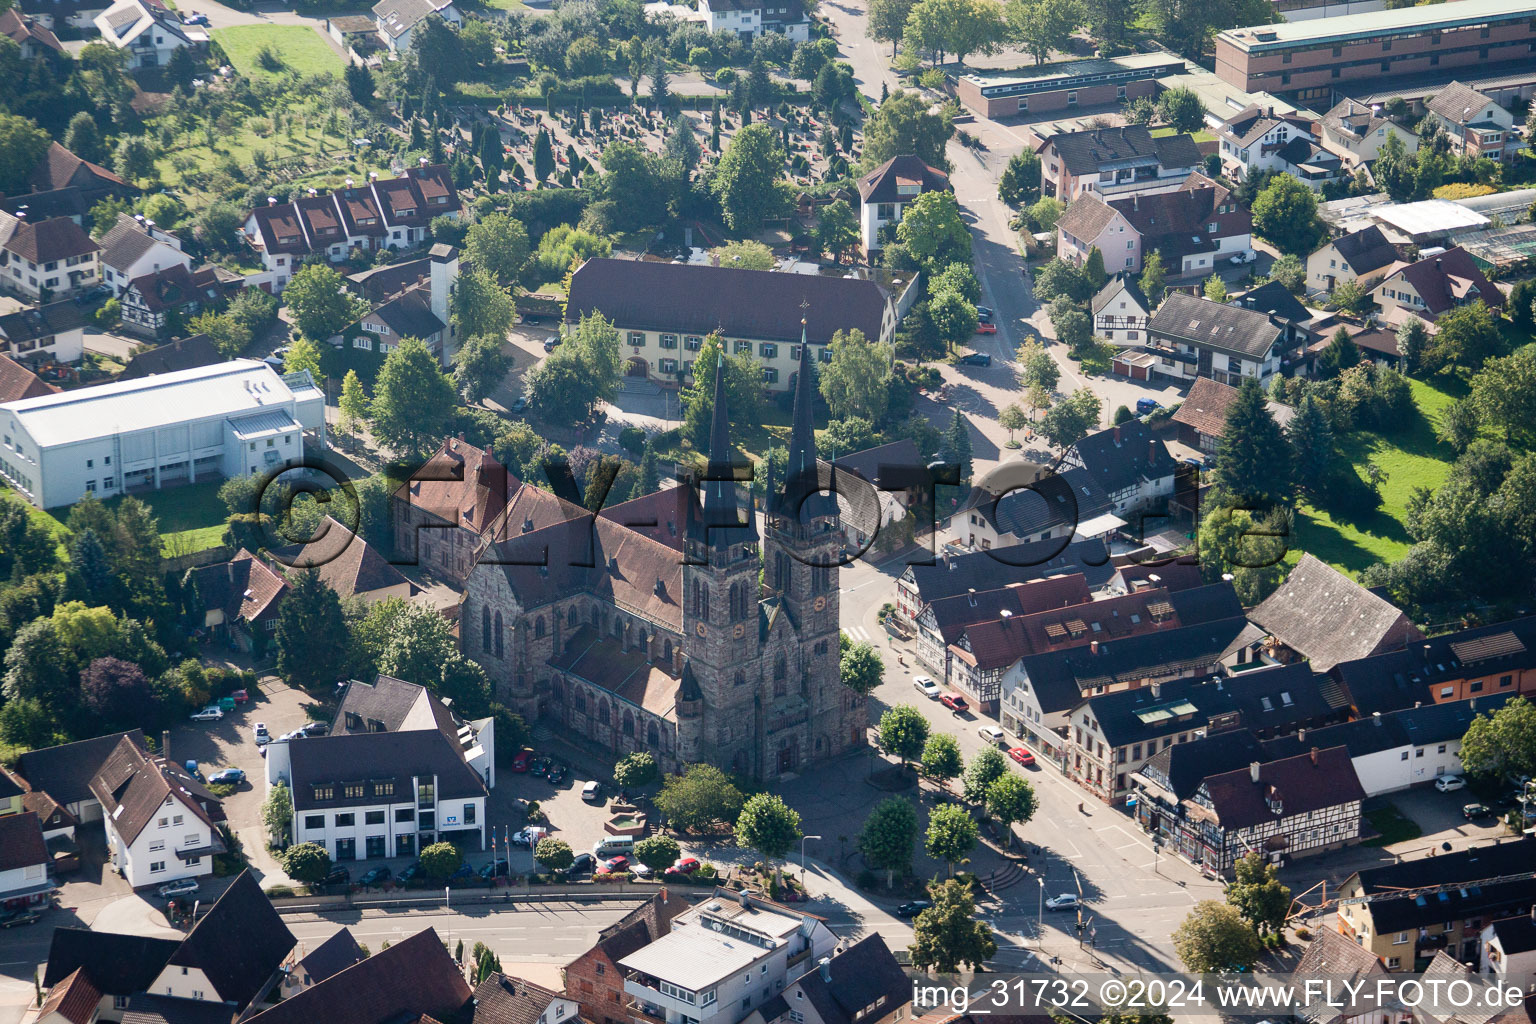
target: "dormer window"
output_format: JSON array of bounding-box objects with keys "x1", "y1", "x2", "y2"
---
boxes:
[{"x1": 897, "y1": 184, "x2": 920, "y2": 195}]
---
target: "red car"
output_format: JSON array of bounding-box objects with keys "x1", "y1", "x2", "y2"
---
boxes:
[
  {"x1": 669, "y1": 857, "x2": 700, "y2": 875},
  {"x1": 510, "y1": 749, "x2": 534, "y2": 772},
  {"x1": 601, "y1": 855, "x2": 629, "y2": 872},
  {"x1": 231, "y1": 689, "x2": 249, "y2": 704},
  {"x1": 940, "y1": 694, "x2": 969, "y2": 713},
  {"x1": 975, "y1": 321, "x2": 998, "y2": 334},
  {"x1": 1009, "y1": 747, "x2": 1036, "y2": 767}
]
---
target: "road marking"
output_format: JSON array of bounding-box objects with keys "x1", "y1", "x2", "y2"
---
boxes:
[{"x1": 843, "y1": 625, "x2": 870, "y2": 641}]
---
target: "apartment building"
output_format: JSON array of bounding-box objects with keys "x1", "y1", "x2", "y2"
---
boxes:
[
  {"x1": 1318, "y1": 97, "x2": 1420, "y2": 170},
  {"x1": 88, "y1": 736, "x2": 225, "y2": 889},
  {"x1": 856, "y1": 155, "x2": 950, "y2": 253},
  {"x1": 697, "y1": 0, "x2": 809, "y2": 41},
  {"x1": 563, "y1": 258, "x2": 895, "y2": 393},
  {"x1": 1038, "y1": 125, "x2": 1202, "y2": 201},
  {"x1": 1214, "y1": 0, "x2": 1536, "y2": 104},
  {"x1": 948, "y1": 52, "x2": 1184, "y2": 119},
  {"x1": 1055, "y1": 174, "x2": 1253, "y2": 277},
  {"x1": 1424, "y1": 81, "x2": 1521, "y2": 163},
  {"x1": 1143, "y1": 293, "x2": 1289, "y2": 386},
  {"x1": 0, "y1": 214, "x2": 101, "y2": 300},
  {"x1": 619, "y1": 889, "x2": 838, "y2": 1024},
  {"x1": 1330, "y1": 614, "x2": 1536, "y2": 713}
]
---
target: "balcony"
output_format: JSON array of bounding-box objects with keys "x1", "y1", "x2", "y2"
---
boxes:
[
  {"x1": 787, "y1": 947, "x2": 812, "y2": 970},
  {"x1": 627, "y1": 1001, "x2": 668, "y2": 1024}
]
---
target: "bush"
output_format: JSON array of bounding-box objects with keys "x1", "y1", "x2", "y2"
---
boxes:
[
  {"x1": 1294, "y1": 926, "x2": 1313, "y2": 941},
  {"x1": 856, "y1": 868, "x2": 878, "y2": 889},
  {"x1": 618, "y1": 426, "x2": 646, "y2": 455},
  {"x1": 263, "y1": 885, "x2": 296, "y2": 898}
]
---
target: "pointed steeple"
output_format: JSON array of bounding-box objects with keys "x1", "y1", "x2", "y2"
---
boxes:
[
  {"x1": 776, "y1": 322, "x2": 837, "y2": 522},
  {"x1": 697, "y1": 351, "x2": 756, "y2": 548}
]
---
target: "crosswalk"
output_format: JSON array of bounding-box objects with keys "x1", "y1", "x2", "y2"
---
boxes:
[{"x1": 842, "y1": 625, "x2": 873, "y2": 642}]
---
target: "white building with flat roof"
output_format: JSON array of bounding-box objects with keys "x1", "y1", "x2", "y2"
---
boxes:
[
  {"x1": 620, "y1": 890, "x2": 838, "y2": 1024},
  {"x1": 0, "y1": 359, "x2": 325, "y2": 509}
]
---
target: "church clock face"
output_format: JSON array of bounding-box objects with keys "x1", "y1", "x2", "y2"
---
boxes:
[
  {"x1": 695, "y1": 622, "x2": 708, "y2": 637},
  {"x1": 813, "y1": 596, "x2": 827, "y2": 612},
  {"x1": 733, "y1": 623, "x2": 746, "y2": 638}
]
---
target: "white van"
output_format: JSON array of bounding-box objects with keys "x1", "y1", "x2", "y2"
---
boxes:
[{"x1": 594, "y1": 835, "x2": 636, "y2": 857}]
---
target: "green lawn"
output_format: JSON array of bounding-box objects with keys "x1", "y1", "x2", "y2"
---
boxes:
[
  {"x1": 1151, "y1": 125, "x2": 1215, "y2": 144},
  {"x1": 1292, "y1": 377, "x2": 1461, "y2": 573},
  {"x1": 44, "y1": 479, "x2": 230, "y2": 556},
  {"x1": 1363, "y1": 803, "x2": 1423, "y2": 847},
  {"x1": 212, "y1": 25, "x2": 344, "y2": 81},
  {"x1": 1, "y1": 484, "x2": 72, "y2": 561}
]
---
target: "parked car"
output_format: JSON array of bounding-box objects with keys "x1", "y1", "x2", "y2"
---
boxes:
[
  {"x1": 1229, "y1": 251, "x2": 1256, "y2": 265},
  {"x1": 896, "y1": 900, "x2": 931, "y2": 918},
  {"x1": 397, "y1": 862, "x2": 422, "y2": 884},
  {"x1": 913, "y1": 676, "x2": 942, "y2": 698},
  {"x1": 190, "y1": 706, "x2": 223, "y2": 722},
  {"x1": 0, "y1": 908, "x2": 41, "y2": 928},
  {"x1": 478, "y1": 860, "x2": 510, "y2": 880},
  {"x1": 959, "y1": 352, "x2": 992, "y2": 366},
  {"x1": 582, "y1": 781, "x2": 603, "y2": 803},
  {"x1": 602, "y1": 855, "x2": 629, "y2": 872},
  {"x1": 632, "y1": 863, "x2": 654, "y2": 878},
  {"x1": 181, "y1": 12, "x2": 208, "y2": 25},
  {"x1": 543, "y1": 339, "x2": 560, "y2": 353},
  {"x1": 156, "y1": 878, "x2": 200, "y2": 900},
  {"x1": 253, "y1": 722, "x2": 270, "y2": 745},
  {"x1": 511, "y1": 396, "x2": 529, "y2": 414},
  {"x1": 1436, "y1": 775, "x2": 1467, "y2": 792},
  {"x1": 670, "y1": 857, "x2": 700, "y2": 875},
  {"x1": 510, "y1": 748, "x2": 534, "y2": 772},
  {"x1": 1463, "y1": 803, "x2": 1493, "y2": 820},
  {"x1": 978, "y1": 724, "x2": 1005, "y2": 744},
  {"x1": 231, "y1": 689, "x2": 250, "y2": 704},
  {"x1": 1008, "y1": 747, "x2": 1036, "y2": 768},
  {"x1": 566, "y1": 852, "x2": 596, "y2": 877},
  {"x1": 217, "y1": 696, "x2": 236, "y2": 712},
  {"x1": 359, "y1": 866, "x2": 392, "y2": 887},
  {"x1": 975, "y1": 306, "x2": 994, "y2": 319},
  {"x1": 302, "y1": 722, "x2": 329, "y2": 737},
  {"x1": 975, "y1": 321, "x2": 997, "y2": 334},
  {"x1": 547, "y1": 764, "x2": 568, "y2": 785},
  {"x1": 208, "y1": 768, "x2": 245, "y2": 785},
  {"x1": 1135, "y1": 398, "x2": 1161, "y2": 416},
  {"x1": 940, "y1": 694, "x2": 969, "y2": 713},
  {"x1": 512, "y1": 826, "x2": 548, "y2": 847},
  {"x1": 1044, "y1": 893, "x2": 1080, "y2": 911},
  {"x1": 322, "y1": 866, "x2": 351, "y2": 887},
  {"x1": 449, "y1": 863, "x2": 475, "y2": 881}
]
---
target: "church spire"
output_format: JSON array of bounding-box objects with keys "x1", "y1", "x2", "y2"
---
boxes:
[
  {"x1": 698, "y1": 352, "x2": 755, "y2": 547},
  {"x1": 776, "y1": 317, "x2": 837, "y2": 522}
]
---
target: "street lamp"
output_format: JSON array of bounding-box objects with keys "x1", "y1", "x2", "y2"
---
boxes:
[
  {"x1": 800, "y1": 835, "x2": 822, "y2": 888},
  {"x1": 1036, "y1": 876, "x2": 1046, "y2": 948}
]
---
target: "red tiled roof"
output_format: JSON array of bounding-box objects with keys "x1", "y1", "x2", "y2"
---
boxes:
[
  {"x1": 38, "y1": 967, "x2": 100, "y2": 1024},
  {"x1": 28, "y1": 142, "x2": 128, "y2": 193},
  {"x1": 3, "y1": 215, "x2": 101, "y2": 264},
  {"x1": 398, "y1": 436, "x2": 514, "y2": 534},
  {"x1": 0, "y1": 353, "x2": 56, "y2": 401}
]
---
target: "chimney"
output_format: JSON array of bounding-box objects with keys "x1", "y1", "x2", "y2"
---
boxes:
[
  {"x1": 1309, "y1": 746, "x2": 1319, "y2": 767},
  {"x1": 267, "y1": 197, "x2": 277, "y2": 206},
  {"x1": 1249, "y1": 761, "x2": 1261, "y2": 784},
  {"x1": 1091, "y1": 639, "x2": 1101, "y2": 655},
  {"x1": 162, "y1": 730, "x2": 171, "y2": 763},
  {"x1": 1148, "y1": 440, "x2": 1157, "y2": 465},
  {"x1": 369, "y1": 171, "x2": 378, "y2": 181},
  {"x1": 1372, "y1": 711, "x2": 1382, "y2": 726},
  {"x1": 1150, "y1": 679, "x2": 1159, "y2": 697},
  {"x1": 346, "y1": 178, "x2": 354, "y2": 187},
  {"x1": 308, "y1": 187, "x2": 318, "y2": 197},
  {"x1": 1297, "y1": 728, "x2": 1305, "y2": 742},
  {"x1": 1113, "y1": 425, "x2": 1122, "y2": 444},
  {"x1": 654, "y1": 576, "x2": 666, "y2": 596},
  {"x1": 660, "y1": 887, "x2": 669, "y2": 904},
  {"x1": 419, "y1": 156, "x2": 428, "y2": 166},
  {"x1": 818, "y1": 957, "x2": 832, "y2": 983},
  {"x1": 1133, "y1": 193, "x2": 1139, "y2": 211},
  {"x1": 1435, "y1": 258, "x2": 1443, "y2": 270}
]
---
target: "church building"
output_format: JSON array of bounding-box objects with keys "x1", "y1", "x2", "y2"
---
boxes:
[{"x1": 460, "y1": 339, "x2": 865, "y2": 778}]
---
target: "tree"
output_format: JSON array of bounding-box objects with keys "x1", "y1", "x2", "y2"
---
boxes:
[
  {"x1": 840, "y1": 640, "x2": 885, "y2": 695},
  {"x1": 1213, "y1": 377, "x2": 1293, "y2": 507},
  {"x1": 879, "y1": 704, "x2": 930, "y2": 769},
  {"x1": 280, "y1": 842, "x2": 333, "y2": 884},
  {"x1": 338, "y1": 370, "x2": 370, "y2": 433},
  {"x1": 710, "y1": 240, "x2": 777, "y2": 270},
  {"x1": 632, "y1": 834, "x2": 681, "y2": 876},
  {"x1": 420, "y1": 841, "x2": 464, "y2": 880},
  {"x1": 1316, "y1": 328, "x2": 1362, "y2": 380},
  {"x1": 454, "y1": 333, "x2": 513, "y2": 403},
  {"x1": 1433, "y1": 300, "x2": 1502, "y2": 372},
  {"x1": 817, "y1": 199, "x2": 860, "y2": 264},
  {"x1": 0, "y1": 114, "x2": 49, "y2": 194},
  {"x1": 285, "y1": 264, "x2": 362, "y2": 342},
  {"x1": 921, "y1": 733, "x2": 964, "y2": 788},
  {"x1": 345, "y1": 63, "x2": 375, "y2": 105},
  {"x1": 1017, "y1": 339, "x2": 1060, "y2": 392},
  {"x1": 80, "y1": 657, "x2": 153, "y2": 730},
  {"x1": 820, "y1": 328, "x2": 893, "y2": 422},
  {"x1": 859, "y1": 90, "x2": 953, "y2": 172},
  {"x1": 869, "y1": 0, "x2": 917, "y2": 55},
  {"x1": 985, "y1": 773, "x2": 1037, "y2": 848},
  {"x1": 1139, "y1": 249, "x2": 1166, "y2": 299},
  {"x1": 1459, "y1": 696, "x2": 1536, "y2": 782},
  {"x1": 909, "y1": 878, "x2": 996, "y2": 973},
  {"x1": 526, "y1": 836, "x2": 573, "y2": 876},
  {"x1": 1251, "y1": 174, "x2": 1322, "y2": 256},
  {"x1": 895, "y1": 191, "x2": 971, "y2": 273},
  {"x1": 1225, "y1": 852, "x2": 1292, "y2": 937},
  {"x1": 464, "y1": 213, "x2": 530, "y2": 285},
  {"x1": 1026, "y1": 196, "x2": 1065, "y2": 233},
  {"x1": 262, "y1": 780, "x2": 293, "y2": 844},
  {"x1": 1436, "y1": 399, "x2": 1481, "y2": 454},
  {"x1": 1203, "y1": 274, "x2": 1228, "y2": 303},
  {"x1": 998, "y1": 149, "x2": 1042, "y2": 207},
  {"x1": 599, "y1": 141, "x2": 669, "y2": 231},
  {"x1": 654, "y1": 764, "x2": 745, "y2": 832},
  {"x1": 1005, "y1": 0, "x2": 1081, "y2": 65},
  {"x1": 1287, "y1": 393, "x2": 1334, "y2": 494},
  {"x1": 452, "y1": 268, "x2": 516, "y2": 342},
  {"x1": 962, "y1": 746, "x2": 1007, "y2": 804},
  {"x1": 1039, "y1": 388, "x2": 1101, "y2": 449},
  {"x1": 858, "y1": 797, "x2": 918, "y2": 887},
  {"x1": 274, "y1": 571, "x2": 348, "y2": 691},
  {"x1": 533, "y1": 128, "x2": 555, "y2": 181},
  {"x1": 1049, "y1": 298, "x2": 1091, "y2": 353},
  {"x1": 999, "y1": 404, "x2": 1029, "y2": 444},
  {"x1": 1032, "y1": 258, "x2": 1089, "y2": 303},
  {"x1": 614, "y1": 751, "x2": 659, "y2": 789},
  {"x1": 928, "y1": 290, "x2": 978, "y2": 354},
  {"x1": 713, "y1": 123, "x2": 790, "y2": 233},
  {"x1": 1083, "y1": 247, "x2": 1107, "y2": 291},
  {"x1": 1469, "y1": 346, "x2": 1536, "y2": 446},
  {"x1": 284, "y1": 336, "x2": 323, "y2": 379},
  {"x1": 64, "y1": 112, "x2": 104, "y2": 165},
  {"x1": 944, "y1": 409, "x2": 973, "y2": 481},
  {"x1": 1397, "y1": 316, "x2": 1430, "y2": 375},
  {"x1": 1173, "y1": 901, "x2": 1262, "y2": 973},
  {"x1": 734, "y1": 792, "x2": 803, "y2": 862},
  {"x1": 1269, "y1": 253, "x2": 1306, "y2": 294},
  {"x1": 924, "y1": 802, "x2": 977, "y2": 876},
  {"x1": 370, "y1": 336, "x2": 458, "y2": 458},
  {"x1": 1156, "y1": 86, "x2": 1205, "y2": 133},
  {"x1": 525, "y1": 312, "x2": 622, "y2": 423}
]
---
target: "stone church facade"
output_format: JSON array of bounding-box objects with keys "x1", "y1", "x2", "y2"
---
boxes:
[{"x1": 459, "y1": 341, "x2": 865, "y2": 779}]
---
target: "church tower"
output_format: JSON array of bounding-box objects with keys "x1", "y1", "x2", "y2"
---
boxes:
[
  {"x1": 763, "y1": 332, "x2": 841, "y2": 640},
  {"x1": 679, "y1": 354, "x2": 761, "y2": 769}
]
